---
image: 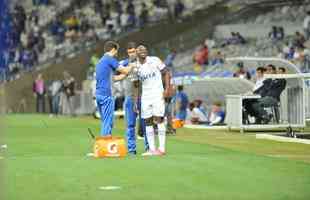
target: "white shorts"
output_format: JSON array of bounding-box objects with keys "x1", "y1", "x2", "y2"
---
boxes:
[{"x1": 141, "y1": 96, "x2": 165, "y2": 119}]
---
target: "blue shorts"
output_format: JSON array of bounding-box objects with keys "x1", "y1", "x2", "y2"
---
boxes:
[
  {"x1": 176, "y1": 110, "x2": 187, "y2": 121},
  {"x1": 96, "y1": 95, "x2": 115, "y2": 136}
]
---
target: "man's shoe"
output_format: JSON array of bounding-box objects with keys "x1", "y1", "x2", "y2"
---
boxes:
[
  {"x1": 128, "y1": 151, "x2": 137, "y2": 156},
  {"x1": 156, "y1": 149, "x2": 166, "y2": 156},
  {"x1": 141, "y1": 150, "x2": 161, "y2": 156}
]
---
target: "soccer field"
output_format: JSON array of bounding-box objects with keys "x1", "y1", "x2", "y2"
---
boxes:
[{"x1": 1, "y1": 114, "x2": 310, "y2": 200}]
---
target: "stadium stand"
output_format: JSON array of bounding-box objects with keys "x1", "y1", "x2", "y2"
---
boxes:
[
  {"x1": 164, "y1": 1, "x2": 310, "y2": 76},
  {"x1": 2, "y1": 0, "x2": 310, "y2": 115},
  {"x1": 0, "y1": 0, "x2": 223, "y2": 83}
]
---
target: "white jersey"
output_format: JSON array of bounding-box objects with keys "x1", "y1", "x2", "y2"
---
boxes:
[{"x1": 137, "y1": 56, "x2": 166, "y2": 99}]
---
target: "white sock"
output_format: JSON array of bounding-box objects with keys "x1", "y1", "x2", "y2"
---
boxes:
[
  {"x1": 157, "y1": 123, "x2": 166, "y2": 152},
  {"x1": 145, "y1": 126, "x2": 156, "y2": 152}
]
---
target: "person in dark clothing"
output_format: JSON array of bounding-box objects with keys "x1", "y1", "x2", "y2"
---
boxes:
[
  {"x1": 63, "y1": 71, "x2": 75, "y2": 116},
  {"x1": 242, "y1": 67, "x2": 266, "y2": 122},
  {"x1": 251, "y1": 65, "x2": 286, "y2": 123}
]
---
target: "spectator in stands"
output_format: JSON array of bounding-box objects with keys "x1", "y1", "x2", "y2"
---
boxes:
[
  {"x1": 94, "y1": 0, "x2": 103, "y2": 14},
  {"x1": 127, "y1": 11, "x2": 137, "y2": 31},
  {"x1": 139, "y1": 3, "x2": 149, "y2": 28},
  {"x1": 50, "y1": 18, "x2": 66, "y2": 44},
  {"x1": 230, "y1": 32, "x2": 239, "y2": 45},
  {"x1": 304, "y1": 11, "x2": 310, "y2": 40},
  {"x1": 80, "y1": 17, "x2": 91, "y2": 35},
  {"x1": 293, "y1": 31, "x2": 306, "y2": 49},
  {"x1": 65, "y1": 15, "x2": 79, "y2": 31},
  {"x1": 164, "y1": 49, "x2": 177, "y2": 74},
  {"x1": 302, "y1": 48, "x2": 310, "y2": 73},
  {"x1": 210, "y1": 50, "x2": 224, "y2": 66},
  {"x1": 193, "y1": 45, "x2": 209, "y2": 66},
  {"x1": 282, "y1": 42, "x2": 293, "y2": 60},
  {"x1": 221, "y1": 32, "x2": 238, "y2": 47},
  {"x1": 294, "y1": 46, "x2": 305, "y2": 62},
  {"x1": 294, "y1": 47, "x2": 309, "y2": 72},
  {"x1": 106, "y1": 14, "x2": 117, "y2": 36},
  {"x1": 186, "y1": 102, "x2": 208, "y2": 125},
  {"x1": 33, "y1": 73, "x2": 46, "y2": 113},
  {"x1": 208, "y1": 102, "x2": 225, "y2": 125},
  {"x1": 174, "y1": 0, "x2": 185, "y2": 20},
  {"x1": 120, "y1": 10, "x2": 130, "y2": 31},
  {"x1": 268, "y1": 26, "x2": 278, "y2": 42},
  {"x1": 113, "y1": 0, "x2": 122, "y2": 16},
  {"x1": 153, "y1": 0, "x2": 166, "y2": 8},
  {"x1": 21, "y1": 48, "x2": 34, "y2": 71},
  {"x1": 174, "y1": 85, "x2": 189, "y2": 122},
  {"x1": 62, "y1": 71, "x2": 75, "y2": 116},
  {"x1": 236, "y1": 32, "x2": 246, "y2": 44},
  {"x1": 233, "y1": 62, "x2": 251, "y2": 80},
  {"x1": 278, "y1": 27, "x2": 285, "y2": 40}
]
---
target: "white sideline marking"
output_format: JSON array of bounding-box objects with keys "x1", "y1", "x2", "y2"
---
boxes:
[
  {"x1": 184, "y1": 125, "x2": 228, "y2": 130},
  {"x1": 86, "y1": 153, "x2": 94, "y2": 157},
  {"x1": 256, "y1": 134, "x2": 310, "y2": 145},
  {"x1": 267, "y1": 154, "x2": 310, "y2": 158},
  {"x1": 99, "y1": 186, "x2": 121, "y2": 191},
  {"x1": 0, "y1": 144, "x2": 7, "y2": 149}
]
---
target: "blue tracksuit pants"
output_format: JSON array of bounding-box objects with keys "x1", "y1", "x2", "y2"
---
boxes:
[{"x1": 124, "y1": 96, "x2": 148, "y2": 153}]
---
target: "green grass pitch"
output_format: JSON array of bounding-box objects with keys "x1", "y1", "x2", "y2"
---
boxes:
[{"x1": 1, "y1": 114, "x2": 310, "y2": 200}]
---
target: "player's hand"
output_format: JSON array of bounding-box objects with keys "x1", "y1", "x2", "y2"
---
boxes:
[{"x1": 163, "y1": 89, "x2": 170, "y2": 98}]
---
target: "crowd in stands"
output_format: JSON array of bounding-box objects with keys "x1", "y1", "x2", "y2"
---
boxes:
[
  {"x1": 1, "y1": 0, "x2": 195, "y2": 83},
  {"x1": 170, "y1": 4, "x2": 310, "y2": 75},
  {"x1": 0, "y1": 0, "x2": 75, "y2": 83}
]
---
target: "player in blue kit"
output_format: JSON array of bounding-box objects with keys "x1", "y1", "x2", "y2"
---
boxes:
[{"x1": 96, "y1": 41, "x2": 133, "y2": 136}]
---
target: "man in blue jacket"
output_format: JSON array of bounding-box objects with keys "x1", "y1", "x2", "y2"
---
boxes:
[{"x1": 95, "y1": 41, "x2": 133, "y2": 136}]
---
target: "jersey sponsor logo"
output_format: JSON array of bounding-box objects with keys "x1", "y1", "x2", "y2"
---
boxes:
[{"x1": 139, "y1": 72, "x2": 156, "y2": 82}]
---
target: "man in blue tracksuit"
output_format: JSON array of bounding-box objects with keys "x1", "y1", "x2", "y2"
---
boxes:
[
  {"x1": 95, "y1": 41, "x2": 133, "y2": 136},
  {"x1": 120, "y1": 42, "x2": 148, "y2": 155},
  {"x1": 174, "y1": 85, "x2": 189, "y2": 121}
]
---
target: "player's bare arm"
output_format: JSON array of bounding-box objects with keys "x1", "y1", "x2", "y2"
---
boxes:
[
  {"x1": 113, "y1": 74, "x2": 127, "y2": 81},
  {"x1": 117, "y1": 64, "x2": 134, "y2": 75},
  {"x1": 132, "y1": 80, "x2": 140, "y2": 112},
  {"x1": 161, "y1": 67, "x2": 171, "y2": 97}
]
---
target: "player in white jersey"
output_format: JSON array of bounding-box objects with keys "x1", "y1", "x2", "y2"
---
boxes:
[{"x1": 136, "y1": 45, "x2": 171, "y2": 156}]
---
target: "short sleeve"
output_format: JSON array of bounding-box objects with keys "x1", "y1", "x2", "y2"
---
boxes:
[
  {"x1": 110, "y1": 57, "x2": 120, "y2": 71},
  {"x1": 155, "y1": 57, "x2": 166, "y2": 71},
  {"x1": 119, "y1": 59, "x2": 129, "y2": 67}
]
